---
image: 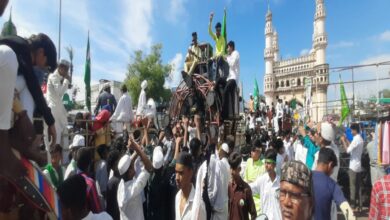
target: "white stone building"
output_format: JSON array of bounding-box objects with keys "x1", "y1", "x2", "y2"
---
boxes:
[
  {"x1": 90, "y1": 79, "x2": 122, "y2": 111},
  {"x1": 263, "y1": 0, "x2": 329, "y2": 122}
]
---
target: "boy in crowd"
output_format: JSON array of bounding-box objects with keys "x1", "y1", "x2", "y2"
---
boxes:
[
  {"x1": 243, "y1": 139, "x2": 265, "y2": 214},
  {"x1": 250, "y1": 149, "x2": 282, "y2": 219},
  {"x1": 43, "y1": 144, "x2": 64, "y2": 189},
  {"x1": 57, "y1": 175, "x2": 112, "y2": 220},
  {"x1": 228, "y1": 152, "x2": 257, "y2": 220}
]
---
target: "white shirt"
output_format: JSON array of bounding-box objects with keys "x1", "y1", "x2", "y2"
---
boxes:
[
  {"x1": 273, "y1": 117, "x2": 279, "y2": 133},
  {"x1": 82, "y1": 211, "x2": 112, "y2": 220},
  {"x1": 110, "y1": 93, "x2": 133, "y2": 123},
  {"x1": 136, "y1": 89, "x2": 146, "y2": 116},
  {"x1": 250, "y1": 173, "x2": 282, "y2": 220},
  {"x1": 117, "y1": 169, "x2": 150, "y2": 220},
  {"x1": 15, "y1": 75, "x2": 35, "y2": 122},
  {"x1": 249, "y1": 115, "x2": 255, "y2": 130},
  {"x1": 46, "y1": 70, "x2": 69, "y2": 127},
  {"x1": 64, "y1": 159, "x2": 77, "y2": 180},
  {"x1": 260, "y1": 102, "x2": 266, "y2": 112},
  {"x1": 0, "y1": 45, "x2": 18, "y2": 130},
  {"x1": 346, "y1": 134, "x2": 364, "y2": 172},
  {"x1": 294, "y1": 140, "x2": 307, "y2": 164},
  {"x1": 284, "y1": 139, "x2": 294, "y2": 161},
  {"x1": 175, "y1": 185, "x2": 206, "y2": 220},
  {"x1": 194, "y1": 155, "x2": 228, "y2": 220},
  {"x1": 212, "y1": 157, "x2": 230, "y2": 220},
  {"x1": 226, "y1": 50, "x2": 240, "y2": 82},
  {"x1": 276, "y1": 102, "x2": 284, "y2": 119}
]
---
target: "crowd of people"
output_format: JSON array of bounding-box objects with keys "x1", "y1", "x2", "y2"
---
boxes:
[{"x1": 0, "y1": 0, "x2": 390, "y2": 219}]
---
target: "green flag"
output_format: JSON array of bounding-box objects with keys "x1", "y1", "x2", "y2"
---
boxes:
[
  {"x1": 254, "y1": 78, "x2": 259, "y2": 110},
  {"x1": 221, "y1": 8, "x2": 227, "y2": 53},
  {"x1": 290, "y1": 98, "x2": 297, "y2": 110},
  {"x1": 339, "y1": 75, "x2": 350, "y2": 126},
  {"x1": 84, "y1": 33, "x2": 91, "y2": 112}
]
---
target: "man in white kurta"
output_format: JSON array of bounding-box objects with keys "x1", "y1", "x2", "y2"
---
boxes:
[
  {"x1": 110, "y1": 84, "x2": 134, "y2": 136},
  {"x1": 250, "y1": 149, "x2": 282, "y2": 220},
  {"x1": 117, "y1": 168, "x2": 149, "y2": 220},
  {"x1": 45, "y1": 59, "x2": 70, "y2": 158},
  {"x1": 136, "y1": 80, "x2": 147, "y2": 117}
]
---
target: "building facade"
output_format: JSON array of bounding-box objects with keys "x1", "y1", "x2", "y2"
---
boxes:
[
  {"x1": 90, "y1": 79, "x2": 122, "y2": 111},
  {"x1": 263, "y1": 0, "x2": 329, "y2": 122}
]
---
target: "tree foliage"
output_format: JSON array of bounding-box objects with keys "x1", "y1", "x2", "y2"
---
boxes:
[
  {"x1": 381, "y1": 89, "x2": 390, "y2": 98},
  {"x1": 124, "y1": 44, "x2": 172, "y2": 105}
]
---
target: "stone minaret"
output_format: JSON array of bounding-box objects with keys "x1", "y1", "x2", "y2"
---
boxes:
[
  {"x1": 313, "y1": 0, "x2": 327, "y2": 65},
  {"x1": 264, "y1": 8, "x2": 275, "y2": 107},
  {"x1": 312, "y1": 0, "x2": 329, "y2": 121}
]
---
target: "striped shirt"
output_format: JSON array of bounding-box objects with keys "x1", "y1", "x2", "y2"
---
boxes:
[{"x1": 79, "y1": 173, "x2": 102, "y2": 213}]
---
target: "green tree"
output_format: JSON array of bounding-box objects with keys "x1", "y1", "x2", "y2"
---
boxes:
[
  {"x1": 381, "y1": 89, "x2": 390, "y2": 98},
  {"x1": 124, "y1": 44, "x2": 172, "y2": 105}
]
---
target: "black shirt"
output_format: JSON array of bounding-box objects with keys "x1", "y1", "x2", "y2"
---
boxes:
[{"x1": 106, "y1": 176, "x2": 120, "y2": 220}]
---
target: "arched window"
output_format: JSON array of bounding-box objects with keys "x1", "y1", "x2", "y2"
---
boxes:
[
  {"x1": 297, "y1": 78, "x2": 301, "y2": 86},
  {"x1": 286, "y1": 80, "x2": 290, "y2": 87},
  {"x1": 281, "y1": 81, "x2": 285, "y2": 87},
  {"x1": 276, "y1": 82, "x2": 279, "y2": 88}
]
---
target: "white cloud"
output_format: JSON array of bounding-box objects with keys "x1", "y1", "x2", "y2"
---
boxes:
[
  {"x1": 379, "y1": 30, "x2": 390, "y2": 41},
  {"x1": 359, "y1": 54, "x2": 390, "y2": 65},
  {"x1": 329, "y1": 41, "x2": 355, "y2": 49},
  {"x1": 166, "y1": 0, "x2": 188, "y2": 24},
  {"x1": 164, "y1": 53, "x2": 183, "y2": 88},
  {"x1": 120, "y1": 0, "x2": 153, "y2": 51},
  {"x1": 328, "y1": 54, "x2": 390, "y2": 101},
  {"x1": 300, "y1": 49, "x2": 309, "y2": 56}
]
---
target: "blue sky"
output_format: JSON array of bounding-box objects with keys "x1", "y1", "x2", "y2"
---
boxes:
[{"x1": 1, "y1": 0, "x2": 390, "y2": 103}]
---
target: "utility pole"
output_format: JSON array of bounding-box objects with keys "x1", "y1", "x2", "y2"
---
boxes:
[
  {"x1": 351, "y1": 68, "x2": 355, "y2": 116},
  {"x1": 58, "y1": 0, "x2": 62, "y2": 60}
]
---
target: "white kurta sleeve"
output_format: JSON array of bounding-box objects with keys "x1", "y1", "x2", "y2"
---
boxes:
[
  {"x1": 249, "y1": 176, "x2": 261, "y2": 195},
  {"x1": 111, "y1": 96, "x2": 124, "y2": 121},
  {"x1": 130, "y1": 169, "x2": 150, "y2": 196},
  {"x1": 346, "y1": 136, "x2": 360, "y2": 154}
]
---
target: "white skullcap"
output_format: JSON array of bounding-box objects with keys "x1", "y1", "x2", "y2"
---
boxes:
[
  {"x1": 221, "y1": 143, "x2": 229, "y2": 154},
  {"x1": 141, "y1": 80, "x2": 148, "y2": 89},
  {"x1": 69, "y1": 134, "x2": 85, "y2": 149},
  {"x1": 152, "y1": 146, "x2": 164, "y2": 169},
  {"x1": 58, "y1": 59, "x2": 70, "y2": 67},
  {"x1": 118, "y1": 154, "x2": 131, "y2": 176},
  {"x1": 321, "y1": 122, "x2": 335, "y2": 142},
  {"x1": 249, "y1": 93, "x2": 252, "y2": 96}
]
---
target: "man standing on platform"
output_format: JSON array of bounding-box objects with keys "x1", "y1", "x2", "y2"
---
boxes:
[
  {"x1": 208, "y1": 11, "x2": 226, "y2": 80},
  {"x1": 45, "y1": 59, "x2": 70, "y2": 156}
]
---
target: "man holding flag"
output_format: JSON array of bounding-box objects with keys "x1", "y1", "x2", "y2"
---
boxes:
[{"x1": 209, "y1": 11, "x2": 227, "y2": 80}]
